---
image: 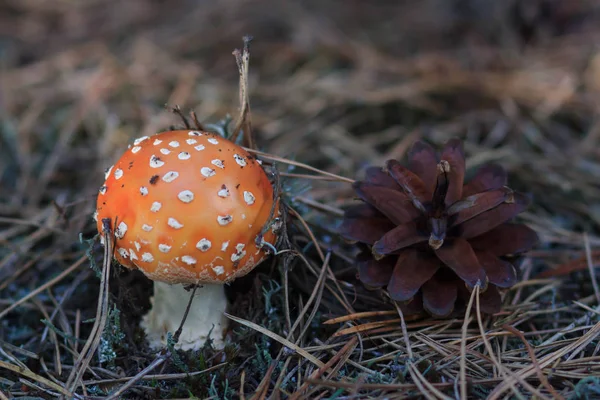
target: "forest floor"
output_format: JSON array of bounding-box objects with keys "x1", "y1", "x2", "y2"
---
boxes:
[{"x1": 1, "y1": 1, "x2": 600, "y2": 398}]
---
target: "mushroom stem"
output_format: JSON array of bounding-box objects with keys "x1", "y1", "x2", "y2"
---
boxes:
[{"x1": 141, "y1": 281, "x2": 228, "y2": 351}]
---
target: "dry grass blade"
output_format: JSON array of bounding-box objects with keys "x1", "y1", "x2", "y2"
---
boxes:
[
  {"x1": 0, "y1": 360, "x2": 73, "y2": 398},
  {"x1": 332, "y1": 319, "x2": 399, "y2": 337},
  {"x1": 459, "y1": 286, "x2": 477, "y2": 399},
  {"x1": 224, "y1": 313, "x2": 326, "y2": 369},
  {"x1": 324, "y1": 310, "x2": 397, "y2": 325}
]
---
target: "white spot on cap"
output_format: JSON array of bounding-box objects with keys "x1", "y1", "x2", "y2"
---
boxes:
[
  {"x1": 234, "y1": 154, "x2": 247, "y2": 167},
  {"x1": 153, "y1": 139, "x2": 162, "y2": 145},
  {"x1": 162, "y1": 171, "x2": 179, "y2": 182},
  {"x1": 150, "y1": 155, "x2": 164, "y2": 168},
  {"x1": 241, "y1": 213, "x2": 246, "y2": 220},
  {"x1": 178, "y1": 152, "x2": 191, "y2": 160},
  {"x1": 217, "y1": 215, "x2": 232, "y2": 226},
  {"x1": 213, "y1": 266, "x2": 225, "y2": 275},
  {"x1": 99, "y1": 186, "x2": 107, "y2": 195},
  {"x1": 142, "y1": 224, "x2": 153, "y2": 232},
  {"x1": 117, "y1": 248, "x2": 129, "y2": 259},
  {"x1": 134, "y1": 241, "x2": 141, "y2": 251},
  {"x1": 160, "y1": 148, "x2": 171, "y2": 155},
  {"x1": 231, "y1": 243, "x2": 246, "y2": 262},
  {"x1": 169, "y1": 141, "x2": 180, "y2": 148},
  {"x1": 129, "y1": 249, "x2": 138, "y2": 260},
  {"x1": 151, "y1": 201, "x2": 162, "y2": 212},
  {"x1": 181, "y1": 256, "x2": 197, "y2": 265},
  {"x1": 208, "y1": 138, "x2": 219, "y2": 145},
  {"x1": 244, "y1": 191, "x2": 255, "y2": 205},
  {"x1": 159, "y1": 244, "x2": 171, "y2": 253},
  {"x1": 211, "y1": 159, "x2": 224, "y2": 169},
  {"x1": 196, "y1": 238, "x2": 211, "y2": 252},
  {"x1": 131, "y1": 146, "x2": 141, "y2": 154},
  {"x1": 178, "y1": 190, "x2": 194, "y2": 203},
  {"x1": 201, "y1": 167, "x2": 216, "y2": 177},
  {"x1": 93, "y1": 211, "x2": 98, "y2": 222},
  {"x1": 168, "y1": 217, "x2": 184, "y2": 229},
  {"x1": 140, "y1": 186, "x2": 148, "y2": 196},
  {"x1": 186, "y1": 138, "x2": 197, "y2": 145},
  {"x1": 134, "y1": 136, "x2": 149, "y2": 145},
  {"x1": 194, "y1": 144, "x2": 205, "y2": 151},
  {"x1": 104, "y1": 165, "x2": 113, "y2": 179},
  {"x1": 115, "y1": 222, "x2": 128, "y2": 239},
  {"x1": 114, "y1": 168, "x2": 124, "y2": 180},
  {"x1": 142, "y1": 253, "x2": 154, "y2": 262},
  {"x1": 221, "y1": 241, "x2": 229, "y2": 251},
  {"x1": 189, "y1": 131, "x2": 201, "y2": 136},
  {"x1": 217, "y1": 185, "x2": 229, "y2": 198}
]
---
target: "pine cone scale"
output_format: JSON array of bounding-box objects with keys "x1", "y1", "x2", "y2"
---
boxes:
[
  {"x1": 456, "y1": 193, "x2": 531, "y2": 239},
  {"x1": 353, "y1": 182, "x2": 420, "y2": 224},
  {"x1": 448, "y1": 187, "x2": 513, "y2": 226},
  {"x1": 434, "y1": 238, "x2": 488, "y2": 288},
  {"x1": 387, "y1": 249, "x2": 440, "y2": 302},
  {"x1": 372, "y1": 222, "x2": 427, "y2": 257},
  {"x1": 407, "y1": 141, "x2": 439, "y2": 191},
  {"x1": 469, "y1": 223, "x2": 539, "y2": 256},
  {"x1": 422, "y1": 274, "x2": 458, "y2": 317},
  {"x1": 476, "y1": 251, "x2": 517, "y2": 288}
]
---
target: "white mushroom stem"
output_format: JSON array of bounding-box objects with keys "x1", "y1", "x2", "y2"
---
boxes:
[{"x1": 140, "y1": 281, "x2": 229, "y2": 351}]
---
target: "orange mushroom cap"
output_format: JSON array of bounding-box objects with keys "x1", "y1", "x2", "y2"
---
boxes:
[{"x1": 95, "y1": 130, "x2": 280, "y2": 284}]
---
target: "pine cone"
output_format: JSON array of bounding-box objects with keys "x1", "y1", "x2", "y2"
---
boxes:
[{"x1": 339, "y1": 138, "x2": 539, "y2": 317}]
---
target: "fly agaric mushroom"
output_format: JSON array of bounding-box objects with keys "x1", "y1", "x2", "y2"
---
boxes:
[{"x1": 95, "y1": 130, "x2": 280, "y2": 350}]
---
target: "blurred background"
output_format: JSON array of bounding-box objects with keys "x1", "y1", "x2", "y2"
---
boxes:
[
  {"x1": 2, "y1": 0, "x2": 600, "y2": 398},
  {"x1": 2, "y1": 0, "x2": 600, "y2": 228}
]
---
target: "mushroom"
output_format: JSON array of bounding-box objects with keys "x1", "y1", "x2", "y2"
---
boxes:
[{"x1": 95, "y1": 130, "x2": 280, "y2": 350}]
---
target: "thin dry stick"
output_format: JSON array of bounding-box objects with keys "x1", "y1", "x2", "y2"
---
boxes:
[
  {"x1": 244, "y1": 148, "x2": 355, "y2": 183},
  {"x1": 65, "y1": 219, "x2": 114, "y2": 395},
  {"x1": 230, "y1": 36, "x2": 254, "y2": 149}
]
